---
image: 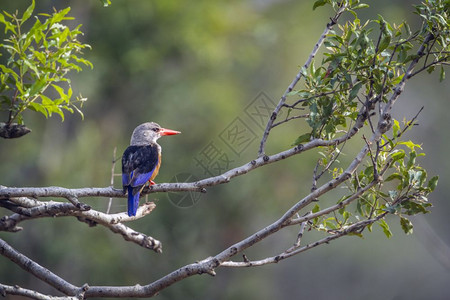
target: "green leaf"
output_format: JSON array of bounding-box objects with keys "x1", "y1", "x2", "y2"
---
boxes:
[
  {"x1": 400, "y1": 140, "x2": 422, "y2": 151},
  {"x1": 378, "y1": 35, "x2": 391, "y2": 53},
  {"x1": 352, "y1": 4, "x2": 370, "y2": 9},
  {"x1": 312, "y1": 204, "x2": 320, "y2": 213},
  {"x1": 21, "y1": 0, "x2": 35, "y2": 25},
  {"x1": 408, "y1": 169, "x2": 424, "y2": 188},
  {"x1": 378, "y1": 219, "x2": 392, "y2": 238},
  {"x1": 28, "y1": 102, "x2": 48, "y2": 117},
  {"x1": 392, "y1": 119, "x2": 400, "y2": 138},
  {"x1": 364, "y1": 165, "x2": 374, "y2": 179},
  {"x1": 0, "y1": 65, "x2": 19, "y2": 81},
  {"x1": 406, "y1": 151, "x2": 417, "y2": 170},
  {"x1": 22, "y1": 58, "x2": 40, "y2": 78},
  {"x1": 58, "y1": 27, "x2": 70, "y2": 47},
  {"x1": 400, "y1": 217, "x2": 414, "y2": 234},
  {"x1": 349, "y1": 82, "x2": 363, "y2": 100},
  {"x1": 385, "y1": 173, "x2": 402, "y2": 182},
  {"x1": 347, "y1": 231, "x2": 364, "y2": 238},
  {"x1": 100, "y1": 0, "x2": 112, "y2": 7},
  {"x1": 32, "y1": 50, "x2": 46, "y2": 64},
  {"x1": 52, "y1": 84, "x2": 68, "y2": 102},
  {"x1": 50, "y1": 105, "x2": 65, "y2": 121},
  {"x1": 401, "y1": 200, "x2": 430, "y2": 215},
  {"x1": 427, "y1": 176, "x2": 438, "y2": 191},
  {"x1": 292, "y1": 133, "x2": 311, "y2": 145},
  {"x1": 440, "y1": 66, "x2": 445, "y2": 82},
  {"x1": 27, "y1": 78, "x2": 46, "y2": 98},
  {"x1": 313, "y1": 0, "x2": 328, "y2": 10},
  {"x1": 0, "y1": 13, "x2": 17, "y2": 34}
]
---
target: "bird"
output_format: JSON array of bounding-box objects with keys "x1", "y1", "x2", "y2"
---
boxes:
[{"x1": 122, "y1": 122, "x2": 180, "y2": 216}]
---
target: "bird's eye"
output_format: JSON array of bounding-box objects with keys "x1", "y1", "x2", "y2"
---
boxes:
[{"x1": 151, "y1": 128, "x2": 159, "y2": 132}]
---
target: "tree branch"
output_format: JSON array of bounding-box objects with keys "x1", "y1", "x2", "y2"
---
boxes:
[
  {"x1": 0, "y1": 238, "x2": 80, "y2": 296},
  {"x1": 220, "y1": 215, "x2": 385, "y2": 268},
  {"x1": 0, "y1": 283, "x2": 77, "y2": 300},
  {"x1": 0, "y1": 196, "x2": 162, "y2": 252}
]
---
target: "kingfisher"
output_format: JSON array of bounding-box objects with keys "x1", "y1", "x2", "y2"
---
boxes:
[{"x1": 122, "y1": 122, "x2": 180, "y2": 216}]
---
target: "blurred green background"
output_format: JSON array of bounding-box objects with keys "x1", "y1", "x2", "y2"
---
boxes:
[{"x1": 1, "y1": 0, "x2": 449, "y2": 299}]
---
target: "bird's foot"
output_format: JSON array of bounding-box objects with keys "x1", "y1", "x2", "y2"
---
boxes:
[{"x1": 148, "y1": 180, "x2": 156, "y2": 185}]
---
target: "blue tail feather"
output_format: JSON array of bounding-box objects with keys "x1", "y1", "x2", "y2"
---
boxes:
[{"x1": 127, "y1": 186, "x2": 140, "y2": 216}]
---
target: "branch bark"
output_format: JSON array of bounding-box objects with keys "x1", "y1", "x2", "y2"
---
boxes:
[{"x1": 0, "y1": 196, "x2": 162, "y2": 252}]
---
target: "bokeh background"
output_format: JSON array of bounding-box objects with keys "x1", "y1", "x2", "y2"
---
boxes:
[{"x1": 1, "y1": 0, "x2": 449, "y2": 299}]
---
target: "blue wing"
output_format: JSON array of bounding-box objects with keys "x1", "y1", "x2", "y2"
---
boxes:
[{"x1": 122, "y1": 145, "x2": 159, "y2": 216}]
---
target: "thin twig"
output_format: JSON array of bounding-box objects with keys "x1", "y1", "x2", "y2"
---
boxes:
[
  {"x1": 107, "y1": 146, "x2": 118, "y2": 214},
  {"x1": 290, "y1": 211, "x2": 310, "y2": 250},
  {"x1": 221, "y1": 215, "x2": 387, "y2": 268},
  {"x1": 271, "y1": 114, "x2": 309, "y2": 128}
]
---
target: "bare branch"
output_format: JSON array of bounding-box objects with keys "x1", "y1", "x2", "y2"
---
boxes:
[
  {"x1": 107, "y1": 146, "x2": 119, "y2": 214},
  {"x1": 291, "y1": 212, "x2": 310, "y2": 249},
  {"x1": 220, "y1": 216, "x2": 384, "y2": 268},
  {"x1": 0, "y1": 197, "x2": 162, "y2": 252},
  {"x1": 0, "y1": 238, "x2": 80, "y2": 295},
  {"x1": 0, "y1": 283, "x2": 77, "y2": 300},
  {"x1": 0, "y1": 127, "x2": 364, "y2": 201}
]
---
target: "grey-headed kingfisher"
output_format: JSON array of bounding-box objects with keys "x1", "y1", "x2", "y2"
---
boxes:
[{"x1": 122, "y1": 122, "x2": 180, "y2": 216}]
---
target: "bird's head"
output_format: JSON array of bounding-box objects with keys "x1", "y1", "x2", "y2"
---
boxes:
[{"x1": 130, "y1": 122, "x2": 180, "y2": 146}]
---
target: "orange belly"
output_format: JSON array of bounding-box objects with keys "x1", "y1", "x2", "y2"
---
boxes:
[{"x1": 149, "y1": 152, "x2": 162, "y2": 181}]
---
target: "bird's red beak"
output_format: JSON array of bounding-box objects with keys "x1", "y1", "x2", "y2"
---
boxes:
[{"x1": 160, "y1": 128, "x2": 181, "y2": 136}]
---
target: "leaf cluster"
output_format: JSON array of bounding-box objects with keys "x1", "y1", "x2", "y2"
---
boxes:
[
  {"x1": 289, "y1": 0, "x2": 446, "y2": 238},
  {"x1": 291, "y1": 0, "x2": 448, "y2": 144},
  {"x1": 310, "y1": 118, "x2": 438, "y2": 238},
  {"x1": 0, "y1": 0, "x2": 92, "y2": 128}
]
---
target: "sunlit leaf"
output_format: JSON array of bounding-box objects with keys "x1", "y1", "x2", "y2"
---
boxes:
[
  {"x1": 399, "y1": 140, "x2": 422, "y2": 151},
  {"x1": 28, "y1": 102, "x2": 48, "y2": 117},
  {"x1": 379, "y1": 219, "x2": 392, "y2": 238},
  {"x1": 0, "y1": 13, "x2": 17, "y2": 34},
  {"x1": 100, "y1": 0, "x2": 112, "y2": 7},
  {"x1": 21, "y1": 0, "x2": 35, "y2": 25},
  {"x1": 27, "y1": 78, "x2": 46, "y2": 97}
]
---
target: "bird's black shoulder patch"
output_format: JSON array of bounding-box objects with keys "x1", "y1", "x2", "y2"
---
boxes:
[{"x1": 122, "y1": 145, "x2": 159, "y2": 175}]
